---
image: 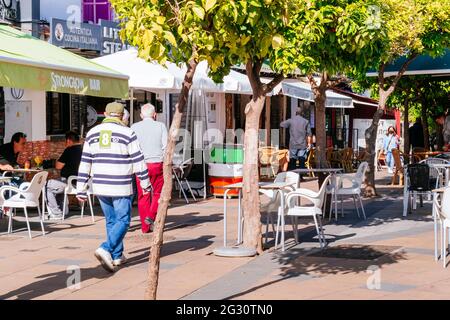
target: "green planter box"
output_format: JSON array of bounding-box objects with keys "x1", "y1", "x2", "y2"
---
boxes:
[{"x1": 209, "y1": 144, "x2": 244, "y2": 164}]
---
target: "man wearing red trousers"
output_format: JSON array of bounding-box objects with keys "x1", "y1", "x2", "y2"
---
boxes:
[{"x1": 131, "y1": 103, "x2": 168, "y2": 233}]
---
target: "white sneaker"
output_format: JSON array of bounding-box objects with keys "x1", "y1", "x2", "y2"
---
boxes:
[
  {"x1": 94, "y1": 247, "x2": 116, "y2": 273},
  {"x1": 112, "y1": 255, "x2": 128, "y2": 267}
]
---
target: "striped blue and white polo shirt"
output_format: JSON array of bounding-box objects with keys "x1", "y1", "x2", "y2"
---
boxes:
[{"x1": 76, "y1": 118, "x2": 150, "y2": 198}]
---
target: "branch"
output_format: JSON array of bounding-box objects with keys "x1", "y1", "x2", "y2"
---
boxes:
[
  {"x1": 386, "y1": 53, "x2": 418, "y2": 96},
  {"x1": 307, "y1": 74, "x2": 319, "y2": 90},
  {"x1": 263, "y1": 74, "x2": 284, "y2": 95},
  {"x1": 326, "y1": 76, "x2": 348, "y2": 89}
]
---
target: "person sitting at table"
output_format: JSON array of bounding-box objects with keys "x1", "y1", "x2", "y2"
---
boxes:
[
  {"x1": 0, "y1": 132, "x2": 27, "y2": 167},
  {"x1": 45, "y1": 131, "x2": 83, "y2": 219},
  {"x1": 435, "y1": 113, "x2": 450, "y2": 151},
  {"x1": 0, "y1": 132, "x2": 27, "y2": 187}
]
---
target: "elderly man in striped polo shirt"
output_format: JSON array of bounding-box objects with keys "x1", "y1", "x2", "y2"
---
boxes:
[{"x1": 77, "y1": 102, "x2": 151, "y2": 273}]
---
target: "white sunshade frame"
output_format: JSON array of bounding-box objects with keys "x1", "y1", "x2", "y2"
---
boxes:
[{"x1": 281, "y1": 81, "x2": 354, "y2": 108}]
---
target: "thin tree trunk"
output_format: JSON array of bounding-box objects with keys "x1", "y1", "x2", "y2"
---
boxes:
[
  {"x1": 364, "y1": 55, "x2": 417, "y2": 197},
  {"x1": 313, "y1": 88, "x2": 328, "y2": 186},
  {"x1": 421, "y1": 103, "x2": 429, "y2": 150},
  {"x1": 242, "y1": 95, "x2": 265, "y2": 254},
  {"x1": 145, "y1": 57, "x2": 198, "y2": 300},
  {"x1": 403, "y1": 97, "x2": 410, "y2": 155},
  {"x1": 364, "y1": 91, "x2": 387, "y2": 197}
]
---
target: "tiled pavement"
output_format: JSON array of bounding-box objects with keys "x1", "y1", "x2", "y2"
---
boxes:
[{"x1": 1, "y1": 173, "x2": 450, "y2": 300}]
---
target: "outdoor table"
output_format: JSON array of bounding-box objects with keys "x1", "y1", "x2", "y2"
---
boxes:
[{"x1": 213, "y1": 180, "x2": 297, "y2": 257}]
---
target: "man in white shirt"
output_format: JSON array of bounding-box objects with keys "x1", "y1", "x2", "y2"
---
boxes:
[{"x1": 131, "y1": 103, "x2": 168, "y2": 233}]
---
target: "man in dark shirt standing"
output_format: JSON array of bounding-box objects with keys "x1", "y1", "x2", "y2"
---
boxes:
[
  {"x1": 46, "y1": 131, "x2": 83, "y2": 219},
  {"x1": 408, "y1": 118, "x2": 425, "y2": 150},
  {"x1": 0, "y1": 132, "x2": 27, "y2": 167}
]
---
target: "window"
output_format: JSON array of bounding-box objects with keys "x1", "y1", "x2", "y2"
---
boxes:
[{"x1": 46, "y1": 92, "x2": 70, "y2": 135}]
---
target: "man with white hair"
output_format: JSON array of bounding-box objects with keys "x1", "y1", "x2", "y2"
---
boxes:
[{"x1": 131, "y1": 103, "x2": 168, "y2": 233}]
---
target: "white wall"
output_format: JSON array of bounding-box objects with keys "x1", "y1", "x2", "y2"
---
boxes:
[
  {"x1": 4, "y1": 89, "x2": 46, "y2": 142},
  {"x1": 40, "y1": 0, "x2": 82, "y2": 22}
]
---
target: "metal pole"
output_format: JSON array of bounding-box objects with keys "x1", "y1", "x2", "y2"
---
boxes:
[{"x1": 130, "y1": 88, "x2": 134, "y2": 125}]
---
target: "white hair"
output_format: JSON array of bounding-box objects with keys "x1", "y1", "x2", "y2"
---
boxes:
[{"x1": 141, "y1": 103, "x2": 156, "y2": 119}]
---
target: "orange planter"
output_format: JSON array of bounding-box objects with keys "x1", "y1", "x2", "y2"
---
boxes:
[{"x1": 210, "y1": 177, "x2": 243, "y2": 196}]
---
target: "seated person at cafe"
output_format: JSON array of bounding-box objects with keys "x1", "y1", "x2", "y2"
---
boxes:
[
  {"x1": 0, "y1": 132, "x2": 27, "y2": 167},
  {"x1": 46, "y1": 131, "x2": 83, "y2": 219},
  {"x1": 0, "y1": 132, "x2": 27, "y2": 187}
]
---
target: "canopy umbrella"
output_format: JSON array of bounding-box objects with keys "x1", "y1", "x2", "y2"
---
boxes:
[{"x1": 0, "y1": 24, "x2": 128, "y2": 98}]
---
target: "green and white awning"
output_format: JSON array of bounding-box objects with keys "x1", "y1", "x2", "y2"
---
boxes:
[{"x1": 0, "y1": 25, "x2": 129, "y2": 98}]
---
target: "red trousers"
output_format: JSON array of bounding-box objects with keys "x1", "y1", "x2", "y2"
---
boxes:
[{"x1": 136, "y1": 162, "x2": 164, "y2": 233}]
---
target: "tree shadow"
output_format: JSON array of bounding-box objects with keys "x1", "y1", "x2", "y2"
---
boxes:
[
  {"x1": 127, "y1": 211, "x2": 223, "y2": 233},
  {"x1": 224, "y1": 244, "x2": 407, "y2": 300},
  {"x1": 128, "y1": 235, "x2": 216, "y2": 258},
  {"x1": 0, "y1": 249, "x2": 152, "y2": 300}
]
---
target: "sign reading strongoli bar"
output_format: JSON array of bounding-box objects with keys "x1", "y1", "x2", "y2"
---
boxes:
[
  {"x1": 51, "y1": 18, "x2": 102, "y2": 51},
  {"x1": 51, "y1": 72, "x2": 101, "y2": 93}
]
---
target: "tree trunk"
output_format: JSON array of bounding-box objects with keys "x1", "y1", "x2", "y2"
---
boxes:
[
  {"x1": 145, "y1": 58, "x2": 198, "y2": 300},
  {"x1": 313, "y1": 87, "x2": 328, "y2": 185},
  {"x1": 242, "y1": 95, "x2": 265, "y2": 254},
  {"x1": 421, "y1": 103, "x2": 429, "y2": 150},
  {"x1": 364, "y1": 90, "x2": 388, "y2": 197},
  {"x1": 403, "y1": 97, "x2": 410, "y2": 155}
]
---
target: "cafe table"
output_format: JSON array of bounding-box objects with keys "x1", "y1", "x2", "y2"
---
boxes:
[{"x1": 213, "y1": 180, "x2": 297, "y2": 256}]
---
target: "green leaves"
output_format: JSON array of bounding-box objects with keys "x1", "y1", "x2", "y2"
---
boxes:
[
  {"x1": 193, "y1": 5, "x2": 205, "y2": 20},
  {"x1": 271, "y1": 34, "x2": 284, "y2": 49},
  {"x1": 204, "y1": 0, "x2": 217, "y2": 12}
]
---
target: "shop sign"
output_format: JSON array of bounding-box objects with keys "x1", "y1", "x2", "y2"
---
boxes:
[
  {"x1": 51, "y1": 18, "x2": 102, "y2": 51},
  {"x1": 99, "y1": 19, "x2": 131, "y2": 56},
  {"x1": 0, "y1": 0, "x2": 19, "y2": 22}
]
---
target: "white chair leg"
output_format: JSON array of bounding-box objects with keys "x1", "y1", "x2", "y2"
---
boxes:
[
  {"x1": 341, "y1": 197, "x2": 344, "y2": 217},
  {"x1": 334, "y1": 192, "x2": 338, "y2": 221},
  {"x1": 312, "y1": 214, "x2": 323, "y2": 249},
  {"x1": 444, "y1": 226, "x2": 447, "y2": 268},
  {"x1": 62, "y1": 194, "x2": 68, "y2": 220},
  {"x1": 403, "y1": 189, "x2": 409, "y2": 217},
  {"x1": 353, "y1": 195, "x2": 360, "y2": 218},
  {"x1": 88, "y1": 194, "x2": 95, "y2": 222},
  {"x1": 37, "y1": 205, "x2": 45, "y2": 236},
  {"x1": 23, "y1": 207, "x2": 32, "y2": 239},
  {"x1": 328, "y1": 193, "x2": 333, "y2": 221},
  {"x1": 358, "y1": 194, "x2": 366, "y2": 219},
  {"x1": 275, "y1": 207, "x2": 281, "y2": 250}
]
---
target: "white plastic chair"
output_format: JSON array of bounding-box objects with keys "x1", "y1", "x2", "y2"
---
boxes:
[
  {"x1": 420, "y1": 158, "x2": 449, "y2": 194},
  {"x1": 434, "y1": 187, "x2": 450, "y2": 267},
  {"x1": 328, "y1": 161, "x2": 368, "y2": 220},
  {"x1": 0, "y1": 171, "x2": 48, "y2": 239},
  {"x1": 278, "y1": 174, "x2": 333, "y2": 250},
  {"x1": 62, "y1": 176, "x2": 95, "y2": 222},
  {"x1": 260, "y1": 171, "x2": 299, "y2": 245}
]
